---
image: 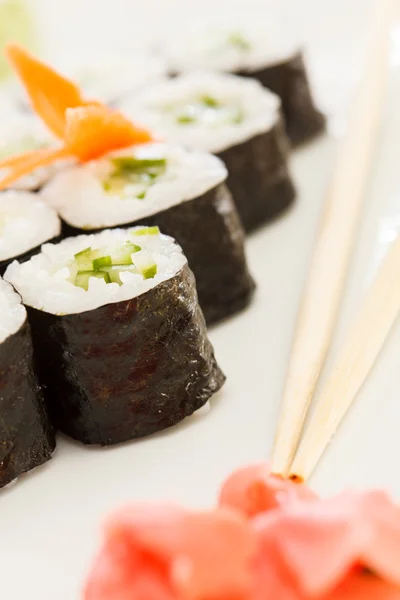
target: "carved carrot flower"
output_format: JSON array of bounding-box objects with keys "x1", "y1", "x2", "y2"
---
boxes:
[{"x1": 0, "y1": 45, "x2": 153, "y2": 190}]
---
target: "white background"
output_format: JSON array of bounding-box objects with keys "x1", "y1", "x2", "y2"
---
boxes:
[{"x1": 2, "y1": 1, "x2": 400, "y2": 599}]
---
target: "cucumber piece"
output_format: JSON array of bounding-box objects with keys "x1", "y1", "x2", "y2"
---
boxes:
[
  {"x1": 102, "y1": 177, "x2": 125, "y2": 195},
  {"x1": 74, "y1": 247, "x2": 93, "y2": 271},
  {"x1": 177, "y1": 113, "x2": 196, "y2": 125},
  {"x1": 74, "y1": 247, "x2": 101, "y2": 272},
  {"x1": 133, "y1": 226, "x2": 160, "y2": 236},
  {"x1": 231, "y1": 107, "x2": 245, "y2": 124},
  {"x1": 111, "y1": 157, "x2": 166, "y2": 174},
  {"x1": 110, "y1": 242, "x2": 141, "y2": 266},
  {"x1": 74, "y1": 271, "x2": 111, "y2": 291},
  {"x1": 93, "y1": 255, "x2": 112, "y2": 271},
  {"x1": 227, "y1": 32, "x2": 251, "y2": 51},
  {"x1": 100, "y1": 265, "x2": 138, "y2": 285},
  {"x1": 201, "y1": 95, "x2": 220, "y2": 108},
  {"x1": 140, "y1": 264, "x2": 157, "y2": 280}
]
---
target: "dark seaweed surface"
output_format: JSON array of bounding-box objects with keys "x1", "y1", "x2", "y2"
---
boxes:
[
  {"x1": 238, "y1": 51, "x2": 326, "y2": 146},
  {"x1": 218, "y1": 118, "x2": 296, "y2": 232},
  {"x1": 0, "y1": 319, "x2": 55, "y2": 488},
  {"x1": 27, "y1": 264, "x2": 225, "y2": 445},
  {"x1": 61, "y1": 184, "x2": 255, "y2": 325},
  {"x1": 144, "y1": 184, "x2": 255, "y2": 324}
]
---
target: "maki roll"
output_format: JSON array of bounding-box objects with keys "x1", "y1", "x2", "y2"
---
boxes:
[
  {"x1": 161, "y1": 23, "x2": 325, "y2": 145},
  {"x1": 57, "y1": 54, "x2": 168, "y2": 106},
  {"x1": 41, "y1": 143, "x2": 255, "y2": 324},
  {"x1": 0, "y1": 278, "x2": 55, "y2": 488},
  {"x1": 5, "y1": 228, "x2": 225, "y2": 445},
  {"x1": 0, "y1": 190, "x2": 61, "y2": 274},
  {"x1": 121, "y1": 73, "x2": 296, "y2": 232}
]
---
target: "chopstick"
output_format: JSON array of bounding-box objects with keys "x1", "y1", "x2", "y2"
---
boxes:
[
  {"x1": 289, "y1": 234, "x2": 400, "y2": 481},
  {"x1": 271, "y1": 0, "x2": 394, "y2": 478}
]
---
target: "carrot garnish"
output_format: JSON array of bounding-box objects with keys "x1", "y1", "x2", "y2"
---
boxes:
[
  {"x1": 63, "y1": 105, "x2": 153, "y2": 162},
  {"x1": 0, "y1": 46, "x2": 154, "y2": 191},
  {"x1": 0, "y1": 149, "x2": 46, "y2": 171},
  {"x1": 0, "y1": 105, "x2": 153, "y2": 191},
  {"x1": 0, "y1": 147, "x2": 70, "y2": 189},
  {"x1": 6, "y1": 44, "x2": 87, "y2": 139}
]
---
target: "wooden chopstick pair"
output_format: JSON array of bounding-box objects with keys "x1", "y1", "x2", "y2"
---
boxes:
[{"x1": 271, "y1": 0, "x2": 396, "y2": 482}]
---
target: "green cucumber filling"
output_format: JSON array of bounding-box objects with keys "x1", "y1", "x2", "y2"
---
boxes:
[
  {"x1": 69, "y1": 240, "x2": 157, "y2": 290},
  {"x1": 102, "y1": 157, "x2": 167, "y2": 199},
  {"x1": 134, "y1": 226, "x2": 160, "y2": 236},
  {"x1": 227, "y1": 32, "x2": 251, "y2": 51},
  {"x1": 166, "y1": 96, "x2": 245, "y2": 126}
]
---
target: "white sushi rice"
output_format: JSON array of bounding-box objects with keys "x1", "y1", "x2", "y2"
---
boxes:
[
  {"x1": 55, "y1": 53, "x2": 168, "y2": 105},
  {"x1": 0, "y1": 113, "x2": 71, "y2": 191},
  {"x1": 120, "y1": 72, "x2": 280, "y2": 154},
  {"x1": 5, "y1": 227, "x2": 187, "y2": 315},
  {"x1": 160, "y1": 20, "x2": 299, "y2": 73},
  {"x1": 41, "y1": 143, "x2": 227, "y2": 229},
  {"x1": 0, "y1": 86, "x2": 23, "y2": 121},
  {"x1": 0, "y1": 191, "x2": 61, "y2": 261},
  {"x1": 0, "y1": 277, "x2": 26, "y2": 343}
]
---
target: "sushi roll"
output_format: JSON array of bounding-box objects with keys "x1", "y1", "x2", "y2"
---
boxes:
[
  {"x1": 120, "y1": 73, "x2": 296, "y2": 232},
  {"x1": 58, "y1": 54, "x2": 168, "y2": 106},
  {"x1": 0, "y1": 191, "x2": 61, "y2": 274},
  {"x1": 0, "y1": 113, "x2": 69, "y2": 191},
  {"x1": 161, "y1": 22, "x2": 325, "y2": 146},
  {"x1": 0, "y1": 278, "x2": 55, "y2": 488},
  {"x1": 41, "y1": 143, "x2": 255, "y2": 324},
  {"x1": 14, "y1": 53, "x2": 168, "y2": 111},
  {"x1": 5, "y1": 228, "x2": 225, "y2": 445}
]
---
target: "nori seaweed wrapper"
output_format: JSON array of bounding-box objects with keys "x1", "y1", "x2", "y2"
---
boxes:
[
  {"x1": 63, "y1": 184, "x2": 255, "y2": 325},
  {"x1": 0, "y1": 318, "x2": 55, "y2": 488},
  {"x1": 144, "y1": 183, "x2": 255, "y2": 324},
  {"x1": 237, "y1": 51, "x2": 325, "y2": 146},
  {"x1": 217, "y1": 117, "x2": 296, "y2": 232},
  {"x1": 0, "y1": 233, "x2": 63, "y2": 276},
  {"x1": 27, "y1": 263, "x2": 225, "y2": 445}
]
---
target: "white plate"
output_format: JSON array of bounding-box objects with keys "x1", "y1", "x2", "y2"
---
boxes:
[{"x1": 2, "y1": 1, "x2": 400, "y2": 598}]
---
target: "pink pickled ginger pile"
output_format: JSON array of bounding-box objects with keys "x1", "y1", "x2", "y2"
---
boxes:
[{"x1": 84, "y1": 464, "x2": 400, "y2": 600}]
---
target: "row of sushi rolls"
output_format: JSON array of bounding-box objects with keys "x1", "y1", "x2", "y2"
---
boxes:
[{"x1": 1, "y1": 16, "x2": 400, "y2": 600}]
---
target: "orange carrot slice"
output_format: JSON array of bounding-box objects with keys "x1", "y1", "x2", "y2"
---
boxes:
[
  {"x1": 63, "y1": 105, "x2": 153, "y2": 162},
  {"x1": 0, "y1": 105, "x2": 153, "y2": 190},
  {"x1": 0, "y1": 146, "x2": 70, "y2": 190},
  {"x1": 0, "y1": 149, "x2": 48, "y2": 171},
  {"x1": 6, "y1": 44, "x2": 86, "y2": 139}
]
